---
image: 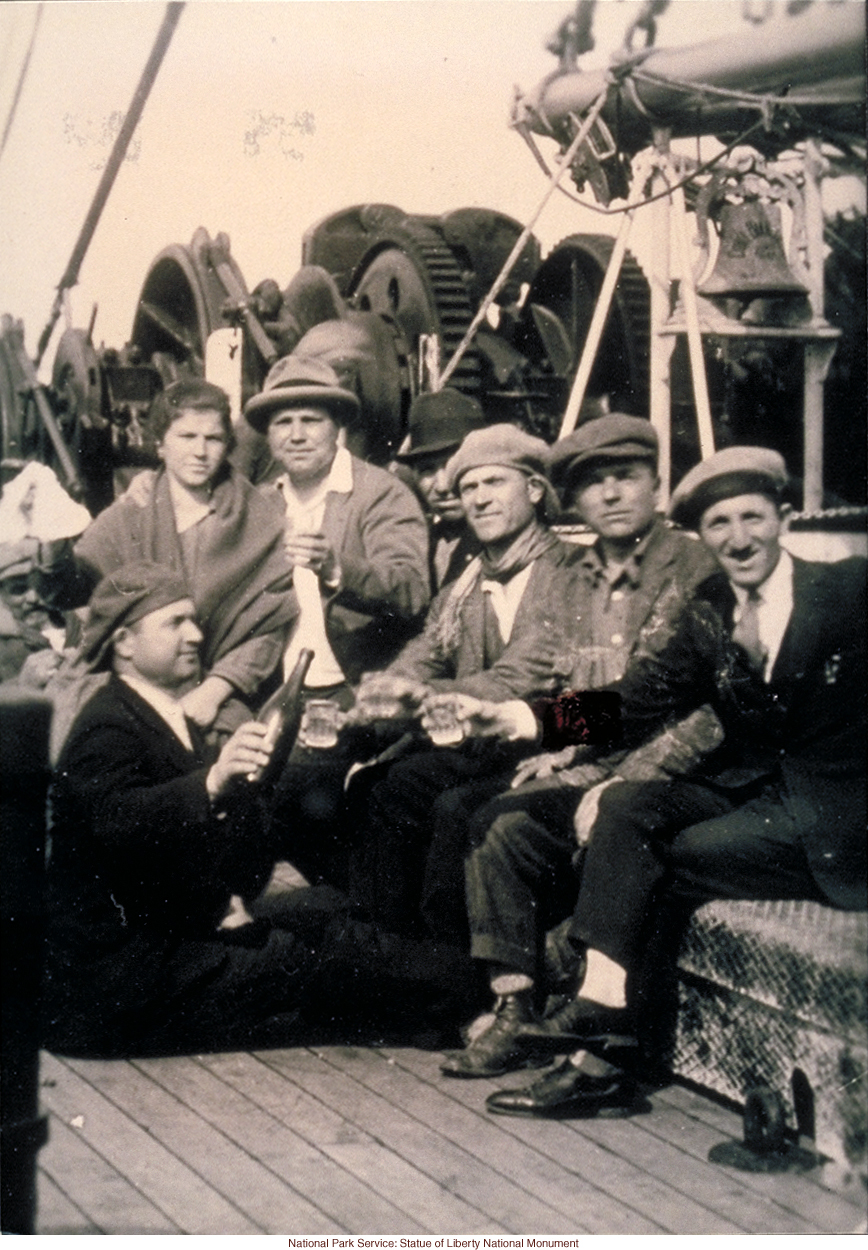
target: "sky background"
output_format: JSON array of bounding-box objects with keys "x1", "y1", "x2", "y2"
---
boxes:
[{"x1": 0, "y1": 0, "x2": 863, "y2": 375}]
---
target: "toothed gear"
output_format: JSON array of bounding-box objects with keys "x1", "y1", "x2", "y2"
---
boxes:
[
  {"x1": 519, "y1": 233, "x2": 651, "y2": 415},
  {"x1": 349, "y1": 217, "x2": 481, "y2": 397}
]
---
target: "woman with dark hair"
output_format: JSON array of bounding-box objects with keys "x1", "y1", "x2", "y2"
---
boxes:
[{"x1": 41, "y1": 378, "x2": 296, "y2": 734}]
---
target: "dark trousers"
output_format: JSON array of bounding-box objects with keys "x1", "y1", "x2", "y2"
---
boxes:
[
  {"x1": 467, "y1": 773, "x2": 831, "y2": 981},
  {"x1": 351, "y1": 744, "x2": 527, "y2": 937},
  {"x1": 466, "y1": 780, "x2": 585, "y2": 977},
  {"x1": 570, "y1": 777, "x2": 828, "y2": 971},
  {"x1": 269, "y1": 685, "x2": 381, "y2": 890},
  {"x1": 44, "y1": 886, "x2": 476, "y2": 1058}
]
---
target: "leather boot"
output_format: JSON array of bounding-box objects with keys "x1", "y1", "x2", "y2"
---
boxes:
[{"x1": 440, "y1": 990, "x2": 542, "y2": 1078}]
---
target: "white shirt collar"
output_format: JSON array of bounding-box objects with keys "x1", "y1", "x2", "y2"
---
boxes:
[
  {"x1": 731, "y1": 547, "x2": 793, "y2": 608},
  {"x1": 731, "y1": 548, "x2": 794, "y2": 680},
  {"x1": 275, "y1": 447, "x2": 351, "y2": 689},
  {"x1": 121, "y1": 673, "x2": 194, "y2": 751},
  {"x1": 274, "y1": 445, "x2": 353, "y2": 513},
  {"x1": 480, "y1": 562, "x2": 535, "y2": 644}
]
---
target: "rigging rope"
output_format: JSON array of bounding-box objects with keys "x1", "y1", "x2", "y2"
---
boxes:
[
  {"x1": 631, "y1": 65, "x2": 862, "y2": 110},
  {"x1": 0, "y1": 4, "x2": 43, "y2": 163},
  {"x1": 551, "y1": 117, "x2": 767, "y2": 215},
  {"x1": 437, "y1": 82, "x2": 611, "y2": 389}
]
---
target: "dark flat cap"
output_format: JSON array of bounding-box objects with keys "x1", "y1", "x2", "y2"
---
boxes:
[
  {"x1": 551, "y1": 414, "x2": 658, "y2": 484},
  {"x1": 396, "y1": 389, "x2": 484, "y2": 462},
  {"x1": 244, "y1": 355, "x2": 360, "y2": 433},
  {"x1": 82, "y1": 563, "x2": 192, "y2": 671},
  {"x1": 669, "y1": 445, "x2": 789, "y2": 529}
]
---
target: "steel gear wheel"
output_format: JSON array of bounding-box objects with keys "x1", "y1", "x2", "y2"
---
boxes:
[
  {"x1": 348, "y1": 216, "x2": 481, "y2": 397},
  {"x1": 517, "y1": 233, "x2": 651, "y2": 415}
]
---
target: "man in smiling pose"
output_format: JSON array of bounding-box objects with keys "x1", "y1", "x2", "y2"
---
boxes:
[
  {"x1": 43, "y1": 564, "x2": 474, "y2": 1057},
  {"x1": 451, "y1": 446, "x2": 866, "y2": 1111},
  {"x1": 349, "y1": 422, "x2": 579, "y2": 933},
  {"x1": 364, "y1": 415, "x2": 717, "y2": 945}
]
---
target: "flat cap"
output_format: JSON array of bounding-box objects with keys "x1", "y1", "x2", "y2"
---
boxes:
[
  {"x1": 244, "y1": 355, "x2": 360, "y2": 433},
  {"x1": 82, "y1": 562, "x2": 192, "y2": 671},
  {"x1": 669, "y1": 445, "x2": 789, "y2": 529},
  {"x1": 396, "y1": 389, "x2": 484, "y2": 463},
  {"x1": 444, "y1": 423, "x2": 560, "y2": 519},
  {"x1": 550, "y1": 414, "x2": 658, "y2": 485}
]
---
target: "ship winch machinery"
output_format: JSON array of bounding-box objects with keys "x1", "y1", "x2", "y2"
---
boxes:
[{"x1": 1, "y1": 0, "x2": 864, "y2": 524}]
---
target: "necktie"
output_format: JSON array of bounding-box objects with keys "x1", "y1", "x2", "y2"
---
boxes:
[{"x1": 732, "y1": 589, "x2": 766, "y2": 674}]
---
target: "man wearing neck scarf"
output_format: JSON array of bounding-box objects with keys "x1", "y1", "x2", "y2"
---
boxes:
[{"x1": 347, "y1": 424, "x2": 580, "y2": 935}]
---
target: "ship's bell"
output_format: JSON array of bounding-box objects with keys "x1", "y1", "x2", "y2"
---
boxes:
[{"x1": 698, "y1": 200, "x2": 808, "y2": 301}]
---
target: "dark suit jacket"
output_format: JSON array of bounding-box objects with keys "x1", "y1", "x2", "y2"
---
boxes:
[
  {"x1": 617, "y1": 556, "x2": 867, "y2": 908},
  {"x1": 43, "y1": 676, "x2": 272, "y2": 1052}
]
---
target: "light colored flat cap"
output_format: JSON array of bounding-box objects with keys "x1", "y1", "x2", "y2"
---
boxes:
[{"x1": 669, "y1": 445, "x2": 788, "y2": 529}]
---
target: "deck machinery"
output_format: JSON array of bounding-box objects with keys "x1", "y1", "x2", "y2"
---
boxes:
[{"x1": 1, "y1": 2, "x2": 864, "y2": 523}]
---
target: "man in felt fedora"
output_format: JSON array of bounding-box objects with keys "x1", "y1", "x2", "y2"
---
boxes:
[
  {"x1": 246, "y1": 355, "x2": 431, "y2": 688},
  {"x1": 393, "y1": 388, "x2": 485, "y2": 591},
  {"x1": 245, "y1": 356, "x2": 432, "y2": 888}
]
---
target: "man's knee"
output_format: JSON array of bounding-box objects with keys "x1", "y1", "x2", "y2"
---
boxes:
[
  {"x1": 466, "y1": 782, "x2": 559, "y2": 845},
  {"x1": 595, "y1": 780, "x2": 655, "y2": 825},
  {"x1": 469, "y1": 811, "x2": 551, "y2": 883},
  {"x1": 370, "y1": 750, "x2": 459, "y2": 820}
]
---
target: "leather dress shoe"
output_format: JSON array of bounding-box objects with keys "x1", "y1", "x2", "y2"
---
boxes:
[
  {"x1": 486, "y1": 1058, "x2": 638, "y2": 1118},
  {"x1": 515, "y1": 995, "x2": 637, "y2": 1058},
  {"x1": 441, "y1": 991, "x2": 544, "y2": 1078}
]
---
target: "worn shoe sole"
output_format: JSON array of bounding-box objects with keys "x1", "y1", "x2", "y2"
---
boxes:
[
  {"x1": 439, "y1": 1048, "x2": 550, "y2": 1079},
  {"x1": 514, "y1": 1027, "x2": 638, "y2": 1058}
]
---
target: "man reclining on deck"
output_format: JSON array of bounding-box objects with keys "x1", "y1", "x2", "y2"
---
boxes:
[
  {"x1": 42, "y1": 563, "x2": 474, "y2": 1058},
  {"x1": 440, "y1": 447, "x2": 866, "y2": 1113}
]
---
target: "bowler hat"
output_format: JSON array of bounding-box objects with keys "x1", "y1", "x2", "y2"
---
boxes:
[
  {"x1": 396, "y1": 389, "x2": 484, "y2": 463},
  {"x1": 669, "y1": 445, "x2": 788, "y2": 530},
  {"x1": 82, "y1": 563, "x2": 192, "y2": 671},
  {"x1": 244, "y1": 355, "x2": 360, "y2": 434},
  {"x1": 551, "y1": 414, "x2": 658, "y2": 486}
]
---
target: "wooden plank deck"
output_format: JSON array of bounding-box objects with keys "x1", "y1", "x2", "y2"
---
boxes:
[
  {"x1": 35, "y1": 1042, "x2": 867, "y2": 1235},
  {"x1": 32, "y1": 865, "x2": 867, "y2": 1235}
]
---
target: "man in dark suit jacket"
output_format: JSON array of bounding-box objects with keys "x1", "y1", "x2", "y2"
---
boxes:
[
  {"x1": 447, "y1": 447, "x2": 866, "y2": 1106},
  {"x1": 43, "y1": 564, "x2": 471, "y2": 1058}
]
